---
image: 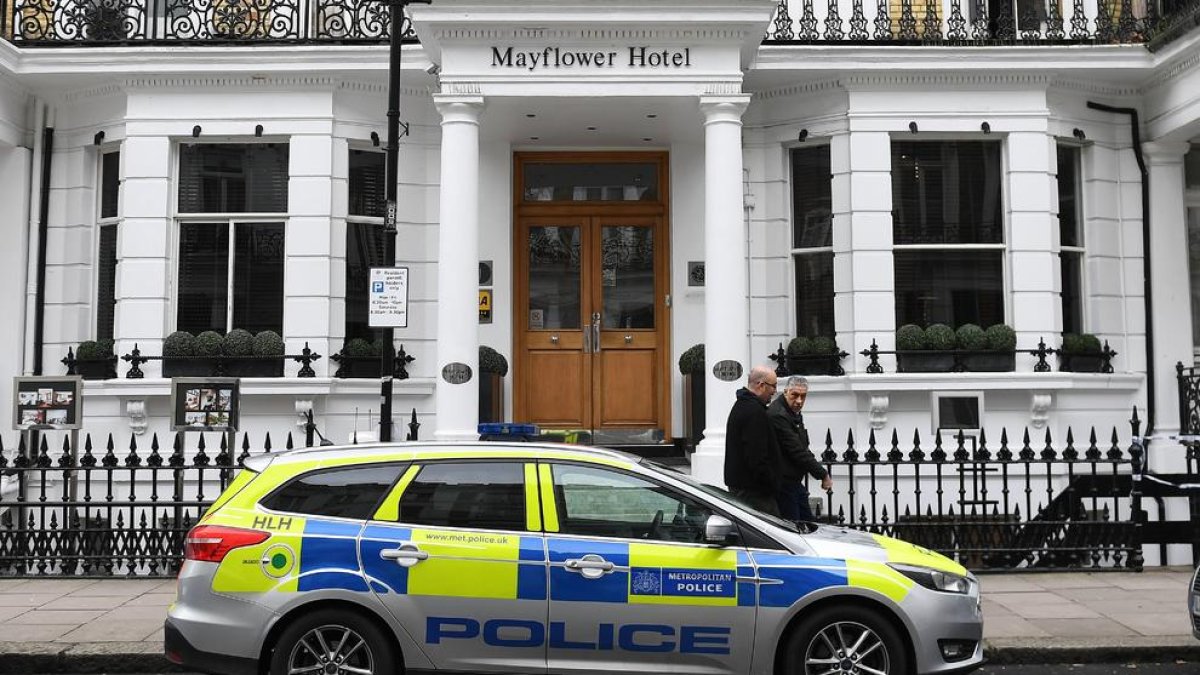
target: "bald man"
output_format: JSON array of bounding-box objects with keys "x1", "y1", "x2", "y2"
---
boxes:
[{"x1": 723, "y1": 365, "x2": 784, "y2": 516}]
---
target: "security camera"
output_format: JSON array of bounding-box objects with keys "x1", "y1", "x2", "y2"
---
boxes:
[{"x1": 425, "y1": 63, "x2": 441, "y2": 76}]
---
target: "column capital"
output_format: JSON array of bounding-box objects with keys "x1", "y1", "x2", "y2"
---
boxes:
[
  {"x1": 433, "y1": 95, "x2": 486, "y2": 123},
  {"x1": 698, "y1": 95, "x2": 750, "y2": 124},
  {"x1": 1142, "y1": 140, "x2": 1191, "y2": 164}
]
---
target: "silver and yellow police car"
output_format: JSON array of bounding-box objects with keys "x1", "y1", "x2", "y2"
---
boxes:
[{"x1": 165, "y1": 442, "x2": 983, "y2": 675}]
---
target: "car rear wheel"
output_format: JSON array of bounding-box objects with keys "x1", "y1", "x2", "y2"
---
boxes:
[
  {"x1": 784, "y1": 605, "x2": 908, "y2": 675},
  {"x1": 269, "y1": 608, "x2": 396, "y2": 675}
]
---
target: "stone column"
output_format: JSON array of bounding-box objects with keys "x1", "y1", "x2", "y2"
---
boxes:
[
  {"x1": 1008, "y1": 131, "x2": 1059, "y2": 370},
  {"x1": 433, "y1": 95, "x2": 485, "y2": 441},
  {"x1": 284, "y1": 135, "x2": 335, "y2": 376},
  {"x1": 692, "y1": 95, "x2": 751, "y2": 487},
  {"x1": 1143, "y1": 141, "x2": 1193, "y2": 441}
]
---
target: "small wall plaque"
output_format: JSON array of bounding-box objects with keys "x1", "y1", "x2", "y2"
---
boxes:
[
  {"x1": 687, "y1": 261, "x2": 705, "y2": 287},
  {"x1": 442, "y1": 363, "x2": 473, "y2": 384},
  {"x1": 712, "y1": 360, "x2": 743, "y2": 382}
]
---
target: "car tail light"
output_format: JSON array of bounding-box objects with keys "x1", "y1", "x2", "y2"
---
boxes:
[{"x1": 184, "y1": 525, "x2": 270, "y2": 563}]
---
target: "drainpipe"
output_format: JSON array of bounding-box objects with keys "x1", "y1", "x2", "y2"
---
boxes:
[
  {"x1": 1084, "y1": 102, "x2": 1153, "y2": 449},
  {"x1": 33, "y1": 111, "x2": 55, "y2": 376},
  {"x1": 22, "y1": 101, "x2": 46, "y2": 376}
]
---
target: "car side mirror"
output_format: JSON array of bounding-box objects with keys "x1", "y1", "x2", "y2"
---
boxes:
[{"x1": 704, "y1": 514, "x2": 739, "y2": 546}]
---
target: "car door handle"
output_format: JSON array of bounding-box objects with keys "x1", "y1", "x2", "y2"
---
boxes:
[
  {"x1": 564, "y1": 555, "x2": 614, "y2": 579},
  {"x1": 381, "y1": 545, "x2": 429, "y2": 567}
]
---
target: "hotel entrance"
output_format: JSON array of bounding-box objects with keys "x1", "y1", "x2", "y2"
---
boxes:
[{"x1": 513, "y1": 152, "x2": 671, "y2": 442}]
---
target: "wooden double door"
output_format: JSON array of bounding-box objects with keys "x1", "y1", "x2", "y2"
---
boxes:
[{"x1": 513, "y1": 154, "x2": 670, "y2": 437}]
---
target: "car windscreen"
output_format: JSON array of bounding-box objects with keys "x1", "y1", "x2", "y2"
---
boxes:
[{"x1": 641, "y1": 459, "x2": 800, "y2": 533}]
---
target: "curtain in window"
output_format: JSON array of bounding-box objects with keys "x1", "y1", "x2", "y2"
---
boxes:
[
  {"x1": 177, "y1": 223, "x2": 230, "y2": 334},
  {"x1": 345, "y1": 222, "x2": 387, "y2": 342},
  {"x1": 178, "y1": 144, "x2": 289, "y2": 213},
  {"x1": 349, "y1": 150, "x2": 386, "y2": 218},
  {"x1": 96, "y1": 225, "x2": 118, "y2": 341},
  {"x1": 233, "y1": 223, "x2": 285, "y2": 334},
  {"x1": 792, "y1": 145, "x2": 835, "y2": 339}
]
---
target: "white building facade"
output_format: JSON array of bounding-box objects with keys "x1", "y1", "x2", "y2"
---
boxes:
[{"x1": 2, "y1": 0, "x2": 1200, "y2": 551}]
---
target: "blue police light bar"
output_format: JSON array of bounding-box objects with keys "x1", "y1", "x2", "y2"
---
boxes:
[{"x1": 478, "y1": 423, "x2": 540, "y2": 438}]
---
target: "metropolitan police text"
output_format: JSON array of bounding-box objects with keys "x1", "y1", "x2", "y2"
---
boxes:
[{"x1": 491, "y1": 47, "x2": 692, "y2": 71}]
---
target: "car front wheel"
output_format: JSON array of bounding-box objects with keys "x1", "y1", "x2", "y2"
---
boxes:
[
  {"x1": 270, "y1": 608, "x2": 397, "y2": 675},
  {"x1": 784, "y1": 604, "x2": 908, "y2": 675}
]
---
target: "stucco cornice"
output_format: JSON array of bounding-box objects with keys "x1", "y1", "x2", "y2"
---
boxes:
[
  {"x1": 843, "y1": 73, "x2": 1053, "y2": 88},
  {"x1": 1142, "y1": 37, "x2": 1200, "y2": 94},
  {"x1": 753, "y1": 78, "x2": 843, "y2": 100},
  {"x1": 431, "y1": 26, "x2": 760, "y2": 41},
  {"x1": 1049, "y1": 78, "x2": 1142, "y2": 98}
]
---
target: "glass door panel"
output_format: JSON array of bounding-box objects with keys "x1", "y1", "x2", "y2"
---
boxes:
[
  {"x1": 600, "y1": 225, "x2": 655, "y2": 330},
  {"x1": 528, "y1": 226, "x2": 583, "y2": 330}
]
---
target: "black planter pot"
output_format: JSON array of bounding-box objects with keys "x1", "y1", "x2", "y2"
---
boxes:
[
  {"x1": 335, "y1": 356, "x2": 384, "y2": 378},
  {"x1": 786, "y1": 355, "x2": 841, "y2": 376},
  {"x1": 163, "y1": 358, "x2": 212, "y2": 377},
  {"x1": 479, "y1": 371, "x2": 505, "y2": 423},
  {"x1": 897, "y1": 352, "x2": 955, "y2": 373},
  {"x1": 75, "y1": 359, "x2": 116, "y2": 380},
  {"x1": 1060, "y1": 353, "x2": 1105, "y2": 373},
  {"x1": 683, "y1": 372, "x2": 705, "y2": 445},
  {"x1": 964, "y1": 353, "x2": 1015, "y2": 373},
  {"x1": 225, "y1": 358, "x2": 284, "y2": 378}
]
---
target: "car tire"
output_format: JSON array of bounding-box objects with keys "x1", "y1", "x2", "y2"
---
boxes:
[
  {"x1": 269, "y1": 608, "x2": 397, "y2": 675},
  {"x1": 783, "y1": 604, "x2": 908, "y2": 675}
]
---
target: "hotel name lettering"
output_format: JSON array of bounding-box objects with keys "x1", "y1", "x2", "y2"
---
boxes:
[{"x1": 491, "y1": 46, "x2": 693, "y2": 71}]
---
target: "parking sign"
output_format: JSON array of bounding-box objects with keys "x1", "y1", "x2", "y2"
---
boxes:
[{"x1": 369, "y1": 267, "x2": 409, "y2": 328}]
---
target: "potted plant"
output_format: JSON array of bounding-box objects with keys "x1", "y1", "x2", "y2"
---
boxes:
[
  {"x1": 972, "y1": 323, "x2": 1017, "y2": 372},
  {"x1": 1060, "y1": 333, "x2": 1105, "y2": 373},
  {"x1": 74, "y1": 339, "x2": 116, "y2": 380},
  {"x1": 253, "y1": 330, "x2": 286, "y2": 377},
  {"x1": 810, "y1": 336, "x2": 844, "y2": 375},
  {"x1": 336, "y1": 338, "x2": 380, "y2": 378},
  {"x1": 897, "y1": 323, "x2": 955, "y2": 373},
  {"x1": 479, "y1": 346, "x2": 508, "y2": 424},
  {"x1": 221, "y1": 329, "x2": 254, "y2": 377},
  {"x1": 679, "y1": 344, "x2": 705, "y2": 446},
  {"x1": 785, "y1": 336, "x2": 812, "y2": 374},
  {"x1": 162, "y1": 331, "x2": 206, "y2": 377}
]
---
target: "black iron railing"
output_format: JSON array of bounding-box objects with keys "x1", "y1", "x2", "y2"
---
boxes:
[
  {"x1": 855, "y1": 337, "x2": 1117, "y2": 374},
  {"x1": 62, "y1": 343, "x2": 325, "y2": 379},
  {"x1": 2, "y1": 0, "x2": 1196, "y2": 46}
]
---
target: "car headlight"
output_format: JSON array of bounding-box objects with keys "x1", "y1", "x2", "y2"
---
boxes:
[{"x1": 889, "y1": 563, "x2": 973, "y2": 594}]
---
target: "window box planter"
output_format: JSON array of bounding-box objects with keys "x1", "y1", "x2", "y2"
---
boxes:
[
  {"x1": 1059, "y1": 353, "x2": 1106, "y2": 373},
  {"x1": 963, "y1": 352, "x2": 1015, "y2": 373},
  {"x1": 683, "y1": 372, "x2": 705, "y2": 445},
  {"x1": 334, "y1": 356, "x2": 384, "y2": 379},
  {"x1": 479, "y1": 371, "x2": 504, "y2": 423},
  {"x1": 785, "y1": 354, "x2": 845, "y2": 376},
  {"x1": 75, "y1": 358, "x2": 117, "y2": 380},
  {"x1": 223, "y1": 357, "x2": 284, "y2": 378},
  {"x1": 896, "y1": 352, "x2": 956, "y2": 373},
  {"x1": 163, "y1": 358, "x2": 211, "y2": 378}
]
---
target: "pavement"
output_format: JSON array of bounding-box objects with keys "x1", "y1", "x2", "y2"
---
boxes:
[{"x1": 0, "y1": 568, "x2": 1197, "y2": 673}]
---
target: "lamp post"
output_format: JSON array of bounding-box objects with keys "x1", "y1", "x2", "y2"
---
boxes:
[{"x1": 377, "y1": 0, "x2": 429, "y2": 442}]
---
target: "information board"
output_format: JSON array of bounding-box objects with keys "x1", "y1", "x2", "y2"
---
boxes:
[
  {"x1": 170, "y1": 378, "x2": 240, "y2": 432},
  {"x1": 13, "y1": 376, "x2": 82, "y2": 430},
  {"x1": 369, "y1": 267, "x2": 409, "y2": 328}
]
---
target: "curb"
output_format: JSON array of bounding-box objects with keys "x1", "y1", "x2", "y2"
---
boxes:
[{"x1": 0, "y1": 652, "x2": 186, "y2": 674}]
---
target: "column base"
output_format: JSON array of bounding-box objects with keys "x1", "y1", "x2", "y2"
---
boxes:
[{"x1": 691, "y1": 432, "x2": 727, "y2": 487}]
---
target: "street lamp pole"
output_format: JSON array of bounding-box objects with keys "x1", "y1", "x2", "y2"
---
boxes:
[{"x1": 379, "y1": 0, "x2": 429, "y2": 442}]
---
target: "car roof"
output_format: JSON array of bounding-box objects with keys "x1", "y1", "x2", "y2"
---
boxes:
[{"x1": 245, "y1": 441, "x2": 644, "y2": 471}]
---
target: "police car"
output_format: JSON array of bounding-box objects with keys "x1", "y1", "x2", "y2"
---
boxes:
[{"x1": 165, "y1": 443, "x2": 983, "y2": 675}]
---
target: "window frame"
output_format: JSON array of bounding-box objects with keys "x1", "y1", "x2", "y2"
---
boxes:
[
  {"x1": 790, "y1": 141, "x2": 835, "y2": 340},
  {"x1": 1056, "y1": 142, "x2": 1087, "y2": 337},
  {"x1": 171, "y1": 141, "x2": 289, "y2": 335},
  {"x1": 931, "y1": 391, "x2": 984, "y2": 437},
  {"x1": 890, "y1": 137, "x2": 1011, "y2": 329},
  {"x1": 95, "y1": 147, "x2": 121, "y2": 342}
]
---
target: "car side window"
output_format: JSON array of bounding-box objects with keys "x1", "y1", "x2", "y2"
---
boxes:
[
  {"x1": 550, "y1": 464, "x2": 712, "y2": 543},
  {"x1": 398, "y1": 462, "x2": 526, "y2": 532},
  {"x1": 260, "y1": 464, "x2": 406, "y2": 520}
]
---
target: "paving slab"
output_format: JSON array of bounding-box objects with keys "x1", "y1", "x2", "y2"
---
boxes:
[
  {"x1": 56, "y1": 618, "x2": 163, "y2": 643},
  {"x1": 18, "y1": 610, "x2": 107, "y2": 625}
]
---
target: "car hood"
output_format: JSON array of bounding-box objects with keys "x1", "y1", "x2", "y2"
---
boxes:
[{"x1": 781, "y1": 523, "x2": 969, "y2": 576}]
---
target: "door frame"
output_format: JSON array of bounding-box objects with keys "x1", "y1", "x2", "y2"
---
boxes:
[{"x1": 512, "y1": 151, "x2": 672, "y2": 439}]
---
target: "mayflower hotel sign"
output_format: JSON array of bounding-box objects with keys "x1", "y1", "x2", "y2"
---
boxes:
[{"x1": 491, "y1": 46, "x2": 693, "y2": 71}]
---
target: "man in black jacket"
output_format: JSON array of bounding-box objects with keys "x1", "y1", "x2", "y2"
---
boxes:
[
  {"x1": 768, "y1": 376, "x2": 833, "y2": 522},
  {"x1": 723, "y1": 365, "x2": 783, "y2": 516}
]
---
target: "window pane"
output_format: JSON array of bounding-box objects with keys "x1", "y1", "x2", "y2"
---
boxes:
[
  {"x1": 262, "y1": 465, "x2": 405, "y2": 520},
  {"x1": 792, "y1": 146, "x2": 832, "y2": 249},
  {"x1": 528, "y1": 226, "x2": 582, "y2": 330},
  {"x1": 895, "y1": 250, "x2": 1004, "y2": 327},
  {"x1": 937, "y1": 396, "x2": 981, "y2": 429},
  {"x1": 398, "y1": 463, "x2": 526, "y2": 532},
  {"x1": 551, "y1": 464, "x2": 712, "y2": 544},
  {"x1": 350, "y1": 150, "x2": 386, "y2": 218},
  {"x1": 96, "y1": 225, "x2": 118, "y2": 341},
  {"x1": 1189, "y1": 208, "x2": 1200, "y2": 349},
  {"x1": 892, "y1": 141, "x2": 1003, "y2": 245},
  {"x1": 233, "y1": 223, "x2": 285, "y2": 334},
  {"x1": 100, "y1": 151, "x2": 120, "y2": 219},
  {"x1": 1186, "y1": 148, "x2": 1200, "y2": 190},
  {"x1": 177, "y1": 223, "x2": 229, "y2": 335},
  {"x1": 346, "y1": 222, "x2": 387, "y2": 342},
  {"x1": 1061, "y1": 251, "x2": 1083, "y2": 335},
  {"x1": 794, "y1": 252, "x2": 834, "y2": 338},
  {"x1": 601, "y1": 225, "x2": 654, "y2": 330},
  {"x1": 1057, "y1": 145, "x2": 1081, "y2": 248},
  {"x1": 523, "y1": 163, "x2": 658, "y2": 202},
  {"x1": 178, "y1": 144, "x2": 289, "y2": 213}
]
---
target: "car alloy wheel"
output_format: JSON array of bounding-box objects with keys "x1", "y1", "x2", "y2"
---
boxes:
[
  {"x1": 803, "y1": 620, "x2": 889, "y2": 675},
  {"x1": 270, "y1": 609, "x2": 396, "y2": 675}
]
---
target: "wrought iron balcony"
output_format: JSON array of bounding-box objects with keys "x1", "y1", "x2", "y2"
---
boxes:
[{"x1": 0, "y1": 0, "x2": 1195, "y2": 47}]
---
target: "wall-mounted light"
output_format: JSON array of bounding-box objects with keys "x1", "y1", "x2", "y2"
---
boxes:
[
  {"x1": 93, "y1": 130, "x2": 105, "y2": 146},
  {"x1": 981, "y1": 122, "x2": 991, "y2": 134},
  {"x1": 370, "y1": 131, "x2": 380, "y2": 147},
  {"x1": 797, "y1": 129, "x2": 808, "y2": 143},
  {"x1": 254, "y1": 124, "x2": 264, "y2": 137},
  {"x1": 191, "y1": 125, "x2": 202, "y2": 138},
  {"x1": 1073, "y1": 128, "x2": 1086, "y2": 141},
  {"x1": 425, "y1": 63, "x2": 441, "y2": 76},
  {"x1": 908, "y1": 122, "x2": 919, "y2": 134}
]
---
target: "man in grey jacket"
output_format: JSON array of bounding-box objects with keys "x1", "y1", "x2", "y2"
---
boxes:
[{"x1": 767, "y1": 376, "x2": 833, "y2": 522}]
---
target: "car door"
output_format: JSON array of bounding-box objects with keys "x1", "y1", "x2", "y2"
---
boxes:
[
  {"x1": 360, "y1": 460, "x2": 548, "y2": 673},
  {"x1": 540, "y1": 461, "x2": 755, "y2": 675}
]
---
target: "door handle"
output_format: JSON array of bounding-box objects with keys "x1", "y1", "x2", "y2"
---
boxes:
[
  {"x1": 550, "y1": 334, "x2": 559, "y2": 345},
  {"x1": 591, "y1": 312, "x2": 602, "y2": 354},
  {"x1": 564, "y1": 554, "x2": 614, "y2": 579},
  {"x1": 625, "y1": 335, "x2": 633, "y2": 344},
  {"x1": 381, "y1": 544, "x2": 429, "y2": 568}
]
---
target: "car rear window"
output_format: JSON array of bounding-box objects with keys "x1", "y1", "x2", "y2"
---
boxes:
[{"x1": 261, "y1": 464, "x2": 407, "y2": 520}]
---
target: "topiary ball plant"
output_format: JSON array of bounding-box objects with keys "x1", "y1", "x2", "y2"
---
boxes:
[
  {"x1": 955, "y1": 324, "x2": 987, "y2": 351},
  {"x1": 985, "y1": 324, "x2": 1016, "y2": 352},
  {"x1": 222, "y1": 329, "x2": 255, "y2": 357},
  {"x1": 162, "y1": 331, "x2": 195, "y2": 357},
  {"x1": 924, "y1": 324, "x2": 956, "y2": 351},
  {"x1": 786, "y1": 336, "x2": 812, "y2": 356},
  {"x1": 678, "y1": 344, "x2": 704, "y2": 376},
  {"x1": 194, "y1": 331, "x2": 224, "y2": 357},
  {"x1": 75, "y1": 340, "x2": 100, "y2": 360},
  {"x1": 810, "y1": 336, "x2": 838, "y2": 354},
  {"x1": 344, "y1": 338, "x2": 376, "y2": 358},
  {"x1": 96, "y1": 338, "x2": 115, "y2": 358},
  {"x1": 1062, "y1": 333, "x2": 1102, "y2": 354},
  {"x1": 895, "y1": 324, "x2": 925, "y2": 351},
  {"x1": 479, "y1": 345, "x2": 509, "y2": 376},
  {"x1": 253, "y1": 330, "x2": 284, "y2": 356}
]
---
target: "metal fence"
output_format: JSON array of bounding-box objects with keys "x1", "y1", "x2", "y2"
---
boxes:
[
  {"x1": 0, "y1": 415, "x2": 1144, "y2": 577},
  {"x1": 3, "y1": 0, "x2": 1197, "y2": 47}
]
